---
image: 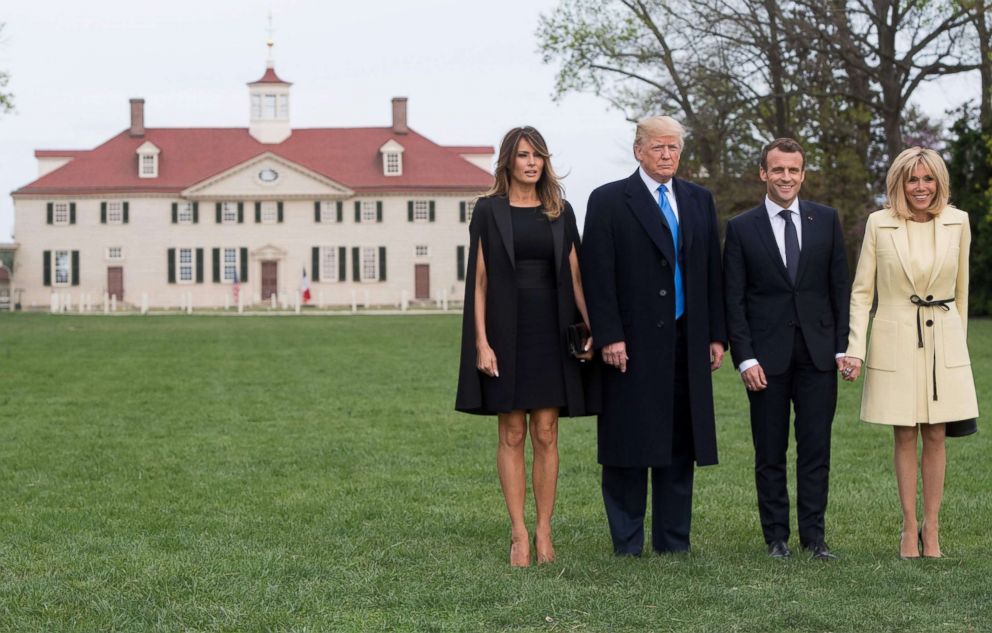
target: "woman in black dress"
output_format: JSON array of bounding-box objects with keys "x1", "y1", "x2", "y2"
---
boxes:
[{"x1": 455, "y1": 126, "x2": 593, "y2": 567}]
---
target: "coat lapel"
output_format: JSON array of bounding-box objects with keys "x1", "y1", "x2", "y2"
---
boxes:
[
  {"x1": 624, "y1": 171, "x2": 676, "y2": 266},
  {"x1": 671, "y1": 178, "x2": 694, "y2": 254},
  {"x1": 492, "y1": 196, "x2": 515, "y2": 269},
  {"x1": 550, "y1": 213, "x2": 564, "y2": 284},
  {"x1": 878, "y1": 214, "x2": 916, "y2": 292},
  {"x1": 752, "y1": 205, "x2": 791, "y2": 285},
  {"x1": 795, "y1": 201, "x2": 816, "y2": 285},
  {"x1": 927, "y1": 211, "x2": 961, "y2": 291}
]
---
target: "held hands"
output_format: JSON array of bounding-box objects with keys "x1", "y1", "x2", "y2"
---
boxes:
[
  {"x1": 710, "y1": 342, "x2": 725, "y2": 372},
  {"x1": 576, "y1": 335, "x2": 595, "y2": 362},
  {"x1": 741, "y1": 364, "x2": 768, "y2": 391},
  {"x1": 602, "y1": 341, "x2": 628, "y2": 373},
  {"x1": 476, "y1": 344, "x2": 499, "y2": 378},
  {"x1": 839, "y1": 357, "x2": 862, "y2": 382}
]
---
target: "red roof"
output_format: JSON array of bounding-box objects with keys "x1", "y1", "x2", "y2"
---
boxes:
[
  {"x1": 248, "y1": 67, "x2": 291, "y2": 85},
  {"x1": 445, "y1": 145, "x2": 494, "y2": 154},
  {"x1": 16, "y1": 127, "x2": 495, "y2": 195},
  {"x1": 35, "y1": 150, "x2": 88, "y2": 158}
]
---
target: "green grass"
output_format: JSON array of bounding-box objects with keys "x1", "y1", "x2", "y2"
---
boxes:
[{"x1": 0, "y1": 313, "x2": 989, "y2": 632}]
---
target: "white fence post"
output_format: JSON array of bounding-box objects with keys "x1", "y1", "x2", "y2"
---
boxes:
[
  {"x1": 50, "y1": 293, "x2": 59, "y2": 314},
  {"x1": 271, "y1": 294, "x2": 277, "y2": 310},
  {"x1": 363, "y1": 290, "x2": 370, "y2": 309},
  {"x1": 401, "y1": 290, "x2": 409, "y2": 312},
  {"x1": 351, "y1": 289, "x2": 357, "y2": 313},
  {"x1": 186, "y1": 292, "x2": 193, "y2": 314},
  {"x1": 294, "y1": 292, "x2": 301, "y2": 314},
  {"x1": 103, "y1": 293, "x2": 109, "y2": 314},
  {"x1": 141, "y1": 293, "x2": 149, "y2": 315},
  {"x1": 110, "y1": 294, "x2": 117, "y2": 312}
]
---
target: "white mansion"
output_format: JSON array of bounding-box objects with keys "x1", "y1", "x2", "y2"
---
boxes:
[{"x1": 10, "y1": 56, "x2": 492, "y2": 310}]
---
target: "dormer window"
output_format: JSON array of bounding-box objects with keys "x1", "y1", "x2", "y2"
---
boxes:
[
  {"x1": 136, "y1": 141, "x2": 160, "y2": 178},
  {"x1": 379, "y1": 139, "x2": 405, "y2": 177}
]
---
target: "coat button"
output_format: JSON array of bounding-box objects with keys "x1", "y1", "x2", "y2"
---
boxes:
[
  {"x1": 787, "y1": 320, "x2": 796, "y2": 327},
  {"x1": 926, "y1": 294, "x2": 933, "y2": 301},
  {"x1": 926, "y1": 319, "x2": 934, "y2": 327},
  {"x1": 656, "y1": 320, "x2": 665, "y2": 328},
  {"x1": 661, "y1": 260, "x2": 669, "y2": 268},
  {"x1": 659, "y1": 289, "x2": 668, "y2": 297}
]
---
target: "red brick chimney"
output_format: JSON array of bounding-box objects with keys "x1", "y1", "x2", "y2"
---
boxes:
[
  {"x1": 391, "y1": 97, "x2": 408, "y2": 135},
  {"x1": 129, "y1": 98, "x2": 145, "y2": 137}
]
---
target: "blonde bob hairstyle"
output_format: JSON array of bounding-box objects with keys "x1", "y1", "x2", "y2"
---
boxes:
[
  {"x1": 885, "y1": 147, "x2": 950, "y2": 219},
  {"x1": 482, "y1": 126, "x2": 564, "y2": 220},
  {"x1": 634, "y1": 116, "x2": 686, "y2": 150}
]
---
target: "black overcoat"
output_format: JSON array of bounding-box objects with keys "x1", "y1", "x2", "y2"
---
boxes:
[
  {"x1": 455, "y1": 196, "x2": 591, "y2": 416},
  {"x1": 580, "y1": 171, "x2": 726, "y2": 467}
]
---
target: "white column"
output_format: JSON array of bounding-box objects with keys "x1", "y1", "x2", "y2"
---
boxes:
[
  {"x1": 401, "y1": 290, "x2": 408, "y2": 312},
  {"x1": 294, "y1": 292, "x2": 301, "y2": 314},
  {"x1": 186, "y1": 292, "x2": 193, "y2": 314},
  {"x1": 238, "y1": 290, "x2": 244, "y2": 314},
  {"x1": 224, "y1": 292, "x2": 230, "y2": 311},
  {"x1": 271, "y1": 293, "x2": 277, "y2": 309},
  {"x1": 50, "y1": 293, "x2": 59, "y2": 313},
  {"x1": 110, "y1": 294, "x2": 117, "y2": 312},
  {"x1": 141, "y1": 293, "x2": 149, "y2": 315},
  {"x1": 351, "y1": 289, "x2": 357, "y2": 313},
  {"x1": 363, "y1": 289, "x2": 370, "y2": 309},
  {"x1": 103, "y1": 293, "x2": 109, "y2": 314},
  {"x1": 441, "y1": 288, "x2": 448, "y2": 312}
]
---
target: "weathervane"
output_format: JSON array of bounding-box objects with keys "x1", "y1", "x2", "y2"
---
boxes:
[{"x1": 266, "y1": 11, "x2": 275, "y2": 64}]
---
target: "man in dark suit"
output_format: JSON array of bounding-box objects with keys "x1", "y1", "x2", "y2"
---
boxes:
[
  {"x1": 723, "y1": 138, "x2": 850, "y2": 560},
  {"x1": 581, "y1": 116, "x2": 727, "y2": 555}
]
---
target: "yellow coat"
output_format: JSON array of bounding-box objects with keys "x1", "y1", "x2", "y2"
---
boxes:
[{"x1": 846, "y1": 207, "x2": 979, "y2": 425}]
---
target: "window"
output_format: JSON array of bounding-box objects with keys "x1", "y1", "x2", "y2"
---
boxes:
[
  {"x1": 223, "y1": 248, "x2": 239, "y2": 283},
  {"x1": 264, "y1": 94, "x2": 277, "y2": 119},
  {"x1": 251, "y1": 94, "x2": 262, "y2": 119},
  {"x1": 178, "y1": 248, "x2": 194, "y2": 283},
  {"x1": 361, "y1": 247, "x2": 379, "y2": 282},
  {"x1": 222, "y1": 202, "x2": 238, "y2": 224},
  {"x1": 465, "y1": 200, "x2": 474, "y2": 223},
  {"x1": 321, "y1": 246, "x2": 338, "y2": 281},
  {"x1": 360, "y1": 201, "x2": 378, "y2": 224},
  {"x1": 107, "y1": 247, "x2": 123, "y2": 261},
  {"x1": 413, "y1": 200, "x2": 430, "y2": 222},
  {"x1": 53, "y1": 202, "x2": 70, "y2": 225},
  {"x1": 320, "y1": 201, "x2": 339, "y2": 223},
  {"x1": 384, "y1": 152, "x2": 401, "y2": 175},
  {"x1": 415, "y1": 245, "x2": 429, "y2": 257},
  {"x1": 106, "y1": 201, "x2": 123, "y2": 224},
  {"x1": 141, "y1": 155, "x2": 156, "y2": 176},
  {"x1": 177, "y1": 202, "x2": 194, "y2": 224},
  {"x1": 260, "y1": 201, "x2": 278, "y2": 224},
  {"x1": 278, "y1": 95, "x2": 289, "y2": 118},
  {"x1": 54, "y1": 250, "x2": 70, "y2": 285}
]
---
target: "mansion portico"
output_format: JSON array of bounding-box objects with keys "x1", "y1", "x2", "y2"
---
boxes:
[{"x1": 10, "y1": 53, "x2": 492, "y2": 310}]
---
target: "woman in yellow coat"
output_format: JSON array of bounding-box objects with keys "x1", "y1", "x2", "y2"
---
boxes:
[{"x1": 842, "y1": 147, "x2": 979, "y2": 559}]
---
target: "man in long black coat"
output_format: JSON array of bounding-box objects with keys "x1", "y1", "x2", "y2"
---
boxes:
[{"x1": 580, "y1": 116, "x2": 727, "y2": 555}]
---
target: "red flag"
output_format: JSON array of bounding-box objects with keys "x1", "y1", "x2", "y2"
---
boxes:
[{"x1": 301, "y1": 267, "x2": 311, "y2": 304}]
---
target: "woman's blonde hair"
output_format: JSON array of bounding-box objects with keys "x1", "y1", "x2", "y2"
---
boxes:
[
  {"x1": 482, "y1": 126, "x2": 564, "y2": 220},
  {"x1": 885, "y1": 147, "x2": 950, "y2": 219}
]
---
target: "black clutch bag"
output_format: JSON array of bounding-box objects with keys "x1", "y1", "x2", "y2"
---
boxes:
[{"x1": 567, "y1": 322, "x2": 591, "y2": 357}]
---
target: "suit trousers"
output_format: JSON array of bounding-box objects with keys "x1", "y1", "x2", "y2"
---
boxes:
[
  {"x1": 747, "y1": 328, "x2": 836, "y2": 547},
  {"x1": 602, "y1": 319, "x2": 695, "y2": 555}
]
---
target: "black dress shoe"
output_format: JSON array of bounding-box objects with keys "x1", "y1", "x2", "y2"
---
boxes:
[
  {"x1": 805, "y1": 542, "x2": 838, "y2": 560},
  {"x1": 768, "y1": 540, "x2": 791, "y2": 558}
]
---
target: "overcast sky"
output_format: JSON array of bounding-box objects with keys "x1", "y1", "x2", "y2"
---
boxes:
[{"x1": 0, "y1": 0, "x2": 979, "y2": 243}]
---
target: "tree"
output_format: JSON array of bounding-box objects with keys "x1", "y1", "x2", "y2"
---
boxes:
[{"x1": 0, "y1": 23, "x2": 13, "y2": 115}]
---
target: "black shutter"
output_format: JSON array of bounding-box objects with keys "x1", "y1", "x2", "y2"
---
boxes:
[
  {"x1": 312, "y1": 247, "x2": 320, "y2": 282},
  {"x1": 71, "y1": 250, "x2": 79, "y2": 286},
  {"x1": 237, "y1": 202, "x2": 244, "y2": 223},
  {"x1": 336, "y1": 201, "x2": 343, "y2": 223},
  {"x1": 354, "y1": 201, "x2": 361, "y2": 223},
  {"x1": 457, "y1": 246, "x2": 465, "y2": 281},
  {"x1": 376, "y1": 201, "x2": 383, "y2": 222},
  {"x1": 407, "y1": 201, "x2": 414, "y2": 222},
  {"x1": 168, "y1": 248, "x2": 176, "y2": 283},
  {"x1": 196, "y1": 248, "x2": 204, "y2": 283},
  {"x1": 459, "y1": 201, "x2": 466, "y2": 223},
  {"x1": 171, "y1": 202, "x2": 178, "y2": 224},
  {"x1": 193, "y1": 202, "x2": 199, "y2": 223},
  {"x1": 215, "y1": 202, "x2": 222, "y2": 223},
  {"x1": 429, "y1": 201, "x2": 436, "y2": 222},
  {"x1": 46, "y1": 203, "x2": 53, "y2": 224},
  {"x1": 314, "y1": 201, "x2": 321, "y2": 223},
  {"x1": 352, "y1": 247, "x2": 360, "y2": 281},
  {"x1": 123, "y1": 202, "x2": 129, "y2": 224},
  {"x1": 101, "y1": 202, "x2": 107, "y2": 224},
  {"x1": 277, "y1": 202, "x2": 284, "y2": 223},
  {"x1": 43, "y1": 250, "x2": 51, "y2": 286},
  {"x1": 240, "y1": 247, "x2": 248, "y2": 281},
  {"x1": 69, "y1": 203, "x2": 76, "y2": 224},
  {"x1": 212, "y1": 248, "x2": 220, "y2": 283},
  {"x1": 255, "y1": 202, "x2": 262, "y2": 223},
  {"x1": 338, "y1": 247, "x2": 346, "y2": 281},
  {"x1": 378, "y1": 247, "x2": 386, "y2": 281}
]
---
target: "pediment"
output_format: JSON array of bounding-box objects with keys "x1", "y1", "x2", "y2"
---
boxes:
[
  {"x1": 136, "y1": 141, "x2": 160, "y2": 155},
  {"x1": 379, "y1": 139, "x2": 405, "y2": 153},
  {"x1": 252, "y1": 243, "x2": 288, "y2": 260},
  {"x1": 183, "y1": 153, "x2": 354, "y2": 199}
]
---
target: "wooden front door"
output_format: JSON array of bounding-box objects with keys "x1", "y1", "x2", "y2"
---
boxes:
[
  {"x1": 414, "y1": 264, "x2": 430, "y2": 300},
  {"x1": 261, "y1": 261, "x2": 278, "y2": 300},
  {"x1": 107, "y1": 266, "x2": 124, "y2": 301}
]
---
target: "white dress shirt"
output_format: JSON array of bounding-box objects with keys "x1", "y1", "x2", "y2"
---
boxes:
[{"x1": 639, "y1": 167, "x2": 679, "y2": 222}]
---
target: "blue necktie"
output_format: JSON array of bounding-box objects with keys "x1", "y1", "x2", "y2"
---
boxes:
[{"x1": 657, "y1": 184, "x2": 684, "y2": 319}]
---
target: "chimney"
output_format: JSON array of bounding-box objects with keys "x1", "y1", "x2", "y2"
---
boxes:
[
  {"x1": 391, "y1": 97, "x2": 408, "y2": 135},
  {"x1": 129, "y1": 98, "x2": 145, "y2": 137}
]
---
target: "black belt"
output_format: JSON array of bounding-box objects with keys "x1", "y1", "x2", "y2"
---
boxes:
[{"x1": 910, "y1": 294, "x2": 953, "y2": 401}]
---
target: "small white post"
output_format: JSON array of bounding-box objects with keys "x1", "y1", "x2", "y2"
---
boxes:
[
  {"x1": 237, "y1": 290, "x2": 244, "y2": 314},
  {"x1": 224, "y1": 292, "x2": 230, "y2": 311},
  {"x1": 50, "y1": 293, "x2": 59, "y2": 313},
  {"x1": 79, "y1": 295, "x2": 86, "y2": 314},
  {"x1": 186, "y1": 292, "x2": 193, "y2": 314},
  {"x1": 141, "y1": 293, "x2": 149, "y2": 315},
  {"x1": 110, "y1": 294, "x2": 117, "y2": 312},
  {"x1": 318, "y1": 290, "x2": 324, "y2": 308},
  {"x1": 442, "y1": 288, "x2": 448, "y2": 312},
  {"x1": 294, "y1": 292, "x2": 301, "y2": 314},
  {"x1": 63, "y1": 293, "x2": 72, "y2": 313},
  {"x1": 271, "y1": 293, "x2": 277, "y2": 310},
  {"x1": 401, "y1": 290, "x2": 409, "y2": 312},
  {"x1": 363, "y1": 289, "x2": 370, "y2": 309},
  {"x1": 84, "y1": 293, "x2": 92, "y2": 313},
  {"x1": 103, "y1": 293, "x2": 109, "y2": 314},
  {"x1": 351, "y1": 289, "x2": 358, "y2": 313}
]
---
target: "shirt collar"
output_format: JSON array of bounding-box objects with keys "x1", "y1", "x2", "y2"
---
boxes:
[
  {"x1": 640, "y1": 166, "x2": 672, "y2": 196},
  {"x1": 764, "y1": 195, "x2": 800, "y2": 218}
]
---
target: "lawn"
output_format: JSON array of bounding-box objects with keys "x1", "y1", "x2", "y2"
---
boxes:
[{"x1": 0, "y1": 313, "x2": 989, "y2": 632}]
